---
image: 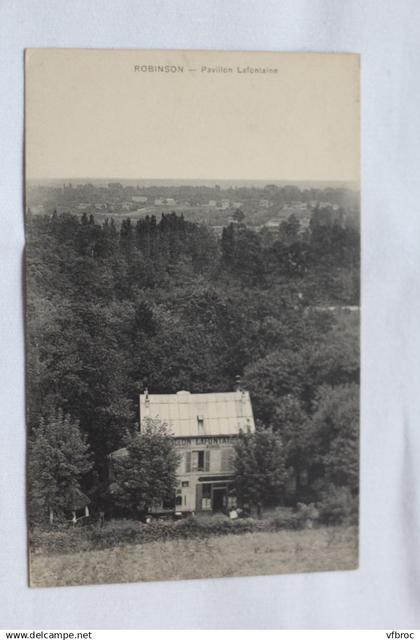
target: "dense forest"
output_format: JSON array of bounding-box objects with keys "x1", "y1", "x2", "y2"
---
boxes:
[{"x1": 27, "y1": 206, "x2": 359, "y2": 518}]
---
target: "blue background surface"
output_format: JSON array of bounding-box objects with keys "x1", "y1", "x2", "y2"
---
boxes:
[{"x1": 1, "y1": 0, "x2": 419, "y2": 628}]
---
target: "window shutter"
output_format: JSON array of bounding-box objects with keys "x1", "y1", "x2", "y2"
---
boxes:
[
  {"x1": 185, "y1": 451, "x2": 191, "y2": 473},
  {"x1": 204, "y1": 449, "x2": 210, "y2": 472},
  {"x1": 191, "y1": 451, "x2": 198, "y2": 472}
]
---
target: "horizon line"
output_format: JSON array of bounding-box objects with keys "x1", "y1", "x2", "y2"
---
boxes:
[{"x1": 27, "y1": 177, "x2": 359, "y2": 187}]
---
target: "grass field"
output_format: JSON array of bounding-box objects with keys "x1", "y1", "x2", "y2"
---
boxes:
[{"x1": 30, "y1": 526, "x2": 358, "y2": 587}]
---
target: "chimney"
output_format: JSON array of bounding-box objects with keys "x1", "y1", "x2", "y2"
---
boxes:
[{"x1": 234, "y1": 375, "x2": 243, "y2": 392}]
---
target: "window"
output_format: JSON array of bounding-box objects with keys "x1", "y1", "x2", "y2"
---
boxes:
[
  {"x1": 202, "y1": 484, "x2": 211, "y2": 498},
  {"x1": 175, "y1": 495, "x2": 182, "y2": 506},
  {"x1": 201, "y1": 483, "x2": 212, "y2": 510},
  {"x1": 182, "y1": 481, "x2": 189, "y2": 488},
  {"x1": 190, "y1": 450, "x2": 210, "y2": 472}
]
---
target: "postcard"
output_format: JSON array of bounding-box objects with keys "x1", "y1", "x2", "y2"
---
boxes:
[{"x1": 25, "y1": 49, "x2": 360, "y2": 587}]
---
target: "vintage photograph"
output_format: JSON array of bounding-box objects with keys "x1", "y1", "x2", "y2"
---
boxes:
[{"x1": 25, "y1": 50, "x2": 360, "y2": 587}]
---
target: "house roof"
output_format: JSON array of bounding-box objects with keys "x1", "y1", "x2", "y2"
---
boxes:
[{"x1": 139, "y1": 390, "x2": 255, "y2": 438}]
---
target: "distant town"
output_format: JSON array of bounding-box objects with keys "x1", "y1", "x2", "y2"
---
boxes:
[{"x1": 26, "y1": 181, "x2": 360, "y2": 236}]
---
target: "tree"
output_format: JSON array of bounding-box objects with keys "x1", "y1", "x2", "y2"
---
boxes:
[
  {"x1": 110, "y1": 417, "x2": 179, "y2": 515},
  {"x1": 278, "y1": 213, "x2": 300, "y2": 245},
  {"x1": 272, "y1": 395, "x2": 313, "y2": 498},
  {"x1": 221, "y1": 224, "x2": 235, "y2": 264},
  {"x1": 309, "y1": 383, "x2": 359, "y2": 493},
  {"x1": 232, "y1": 226, "x2": 265, "y2": 279},
  {"x1": 28, "y1": 409, "x2": 93, "y2": 524},
  {"x1": 305, "y1": 314, "x2": 359, "y2": 391},
  {"x1": 242, "y1": 349, "x2": 307, "y2": 424},
  {"x1": 232, "y1": 428, "x2": 287, "y2": 516},
  {"x1": 26, "y1": 206, "x2": 360, "y2": 516},
  {"x1": 232, "y1": 208, "x2": 245, "y2": 223}
]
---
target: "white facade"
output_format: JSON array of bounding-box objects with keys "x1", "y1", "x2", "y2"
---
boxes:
[{"x1": 140, "y1": 390, "x2": 255, "y2": 513}]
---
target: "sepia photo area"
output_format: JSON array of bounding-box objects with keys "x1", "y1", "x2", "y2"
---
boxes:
[{"x1": 25, "y1": 49, "x2": 360, "y2": 587}]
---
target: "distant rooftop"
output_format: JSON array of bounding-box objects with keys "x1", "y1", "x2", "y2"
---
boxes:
[{"x1": 139, "y1": 390, "x2": 255, "y2": 438}]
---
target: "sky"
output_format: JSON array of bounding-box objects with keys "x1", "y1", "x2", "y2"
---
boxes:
[{"x1": 25, "y1": 49, "x2": 360, "y2": 183}]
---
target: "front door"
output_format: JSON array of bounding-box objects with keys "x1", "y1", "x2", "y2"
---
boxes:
[{"x1": 212, "y1": 488, "x2": 226, "y2": 512}]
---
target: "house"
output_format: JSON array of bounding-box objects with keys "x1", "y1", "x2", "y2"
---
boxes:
[
  {"x1": 140, "y1": 389, "x2": 255, "y2": 514},
  {"x1": 216, "y1": 199, "x2": 230, "y2": 210},
  {"x1": 155, "y1": 197, "x2": 176, "y2": 206},
  {"x1": 319, "y1": 202, "x2": 340, "y2": 211},
  {"x1": 290, "y1": 201, "x2": 307, "y2": 210},
  {"x1": 264, "y1": 218, "x2": 282, "y2": 229},
  {"x1": 211, "y1": 225, "x2": 225, "y2": 237}
]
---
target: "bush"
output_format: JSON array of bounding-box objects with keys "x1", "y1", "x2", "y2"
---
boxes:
[
  {"x1": 269, "y1": 510, "x2": 301, "y2": 531},
  {"x1": 295, "y1": 502, "x2": 320, "y2": 528},
  {"x1": 317, "y1": 486, "x2": 357, "y2": 526},
  {"x1": 30, "y1": 501, "x2": 355, "y2": 556},
  {"x1": 31, "y1": 515, "x2": 270, "y2": 554}
]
